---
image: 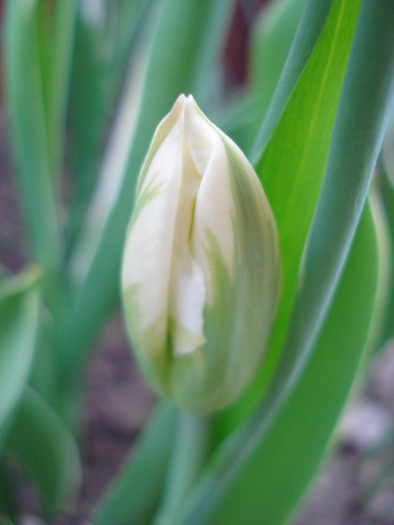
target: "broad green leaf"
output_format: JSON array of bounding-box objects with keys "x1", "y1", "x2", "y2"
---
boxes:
[
  {"x1": 175, "y1": 202, "x2": 379, "y2": 525},
  {"x1": 60, "y1": 0, "x2": 236, "y2": 393},
  {"x1": 216, "y1": 0, "x2": 361, "y2": 437},
  {"x1": 5, "y1": 387, "x2": 81, "y2": 514},
  {"x1": 0, "y1": 267, "x2": 40, "y2": 452},
  {"x1": 4, "y1": 0, "x2": 62, "y2": 306},
  {"x1": 93, "y1": 402, "x2": 176, "y2": 525},
  {"x1": 254, "y1": 0, "x2": 361, "y2": 385}
]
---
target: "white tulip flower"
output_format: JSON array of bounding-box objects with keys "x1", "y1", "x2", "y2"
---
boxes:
[{"x1": 121, "y1": 94, "x2": 280, "y2": 413}]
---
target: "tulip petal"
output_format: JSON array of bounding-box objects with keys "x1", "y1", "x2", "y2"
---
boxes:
[
  {"x1": 122, "y1": 105, "x2": 185, "y2": 349},
  {"x1": 169, "y1": 130, "x2": 206, "y2": 355},
  {"x1": 184, "y1": 97, "x2": 236, "y2": 302}
]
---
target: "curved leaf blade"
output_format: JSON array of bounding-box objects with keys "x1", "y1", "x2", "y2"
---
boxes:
[
  {"x1": 254, "y1": 0, "x2": 361, "y2": 383},
  {"x1": 4, "y1": 0, "x2": 62, "y2": 304},
  {"x1": 93, "y1": 402, "x2": 177, "y2": 525},
  {"x1": 67, "y1": 0, "x2": 152, "y2": 252},
  {"x1": 0, "y1": 268, "x2": 40, "y2": 451},
  {"x1": 279, "y1": 0, "x2": 394, "y2": 394},
  {"x1": 153, "y1": 411, "x2": 211, "y2": 525},
  {"x1": 5, "y1": 387, "x2": 81, "y2": 514},
  {"x1": 219, "y1": 0, "x2": 308, "y2": 152},
  {"x1": 46, "y1": 0, "x2": 78, "y2": 179},
  {"x1": 250, "y1": 0, "x2": 335, "y2": 159}
]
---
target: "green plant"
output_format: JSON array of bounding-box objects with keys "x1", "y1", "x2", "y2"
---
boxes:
[{"x1": 0, "y1": 0, "x2": 393, "y2": 524}]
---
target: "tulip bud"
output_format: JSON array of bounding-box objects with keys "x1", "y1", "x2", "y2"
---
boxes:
[{"x1": 121, "y1": 94, "x2": 280, "y2": 413}]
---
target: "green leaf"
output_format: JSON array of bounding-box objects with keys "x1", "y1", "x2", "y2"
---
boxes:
[
  {"x1": 28, "y1": 308, "x2": 59, "y2": 409},
  {"x1": 6, "y1": 0, "x2": 76, "y2": 182},
  {"x1": 174, "y1": 201, "x2": 379, "y2": 525},
  {"x1": 250, "y1": 0, "x2": 335, "y2": 159},
  {"x1": 67, "y1": 13, "x2": 116, "y2": 252},
  {"x1": 114, "y1": 0, "x2": 155, "y2": 70},
  {"x1": 46, "y1": 0, "x2": 78, "y2": 179},
  {"x1": 0, "y1": 267, "x2": 40, "y2": 452},
  {"x1": 216, "y1": 0, "x2": 362, "y2": 437},
  {"x1": 4, "y1": 0, "x2": 62, "y2": 306},
  {"x1": 273, "y1": 0, "x2": 394, "y2": 403},
  {"x1": 255, "y1": 0, "x2": 361, "y2": 383},
  {"x1": 66, "y1": 0, "x2": 151, "y2": 252},
  {"x1": 153, "y1": 411, "x2": 211, "y2": 525},
  {"x1": 93, "y1": 402, "x2": 177, "y2": 525},
  {"x1": 5, "y1": 387, "x2": 81, "y2": 514}
]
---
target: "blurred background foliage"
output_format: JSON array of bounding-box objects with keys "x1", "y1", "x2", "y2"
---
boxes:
[{"x1": 0, "y1": 0, "x2": 394, "y2": 524}]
